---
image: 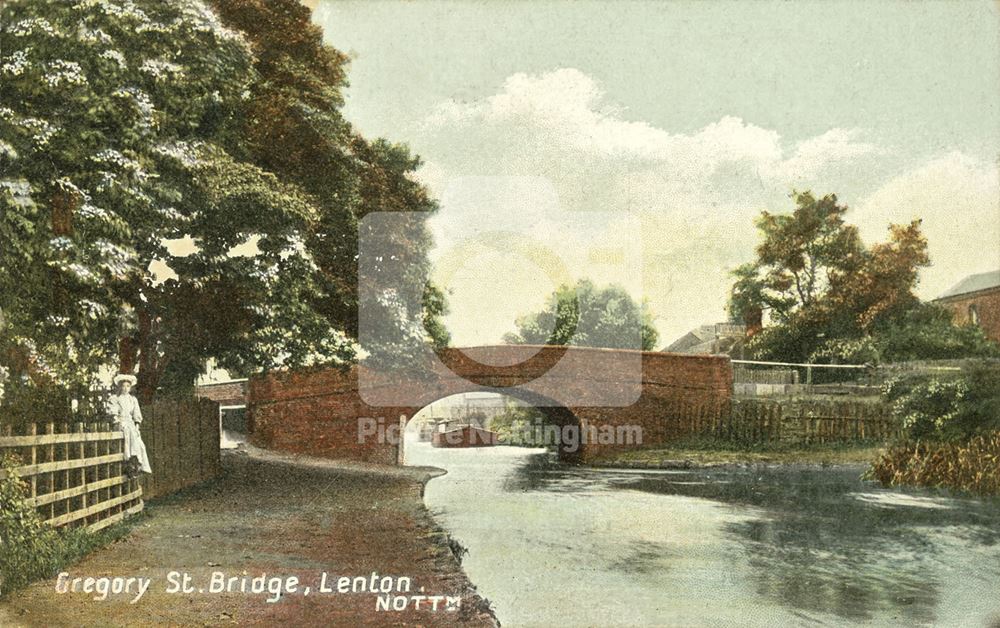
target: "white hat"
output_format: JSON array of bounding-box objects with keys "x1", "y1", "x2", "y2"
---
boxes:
[{"x1": 113, "y1": 374, "x2": 137, "y2": 386}]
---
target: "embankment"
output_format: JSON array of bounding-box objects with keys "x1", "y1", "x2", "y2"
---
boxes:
[{"x1": 0, "y1": 446, "x2": 497, "y2": 627}]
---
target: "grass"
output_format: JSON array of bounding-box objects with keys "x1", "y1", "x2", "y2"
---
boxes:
[
  {"x1": 591, "y1": 436, "x2": 884, "y2": 467},
  {"x1": 868, "y1": 433, "x2": 1000, "y2": 496},
  {"x1": 55, "y1": 510, "x2": 150, "y2": 567},
  {"x1": 444, "y1": 533, "x2": 469, "y2": 564},
  {"x1": 0, "y1": 507, "x2": 148, "y2": 598}
]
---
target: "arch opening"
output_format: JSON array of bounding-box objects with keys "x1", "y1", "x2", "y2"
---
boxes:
[{"x1": 401, "y1": 391, "x2": 585, "y2": 465}]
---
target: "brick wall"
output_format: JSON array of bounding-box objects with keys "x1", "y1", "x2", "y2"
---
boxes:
[
  {"x1": 938, "y1": 288, "x2": 1000, "y2": 344},
  {"x1": 247, "y1": 347, "x2": 732, "y2": 464}
]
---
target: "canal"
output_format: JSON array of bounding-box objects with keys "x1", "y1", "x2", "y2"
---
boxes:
[{"x1": 405, "y1": 441, "x2": 1000, "y2": 627}]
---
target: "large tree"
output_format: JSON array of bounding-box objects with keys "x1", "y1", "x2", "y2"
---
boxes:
[
  {"x1": 728, "y1": 192, "x2": 933, "y2": 362},
  {"x1": 728, "y1": 191, "x2": 866, "y2": 326},
  {"x1": 0, "y1": 0, "x2": 446, "y2": 402},
  {"x1": 208, "y1": 0, "x2": 450, "y2": 365},
  {"x1": 0, "y1": 0, "x2": 278, "y2": 399},
  {"x1": 504, "y1": 279, "x2": 659, "y2": 351}
]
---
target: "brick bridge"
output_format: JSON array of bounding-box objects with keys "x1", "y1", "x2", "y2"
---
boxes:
[{"x1": 247, "y1": 346, "x2": 732, "y2": 464}]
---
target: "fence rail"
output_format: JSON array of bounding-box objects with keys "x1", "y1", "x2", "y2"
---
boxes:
[
  {"x1": 0, "y1": 421, "x2": 143, "y2": 533},
  {"x1": 731, "y1": 359, "x2": 874, "y2": 386},
  {"x1": 0, "y1": 396, "x2": 222, "y2": 531}
]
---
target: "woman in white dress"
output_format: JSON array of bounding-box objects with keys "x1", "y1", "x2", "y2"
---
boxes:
[{"x1": 108, "y1": 374, "x2": 152, "y2": 476}]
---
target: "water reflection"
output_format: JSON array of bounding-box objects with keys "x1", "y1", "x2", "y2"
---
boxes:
[
  {"x1": 409, "y1": 443, "x2": 1000, "y2": 627},
  {"x1": 607, "y1": 466, "x2": 1000, "y2": 624}
]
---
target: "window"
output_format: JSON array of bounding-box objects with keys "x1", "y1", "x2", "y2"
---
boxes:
[{"x1": 969, "y1": 304, "x2": 980, "y2": 326}]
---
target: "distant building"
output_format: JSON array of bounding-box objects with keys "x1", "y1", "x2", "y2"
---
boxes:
[
  {"x1": 663, "y1": 322, "x2": 746, "y2": 355},
  {"x1": 456, "y1": 392, "x2": 508, "y2": 422},
  {"x1": 420, "y1": 392, "x2": 509, "y2": 429},
  {"x1": 193, "y1": 378, "x2": 249, "y2": 448},
  {"x1": 935, "y1": 270, "x2": 1000, "y2": 343}
]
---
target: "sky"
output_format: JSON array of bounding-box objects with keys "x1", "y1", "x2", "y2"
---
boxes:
[{"x1": 311, "y1": 0, "x2": 1000, "y2": 347}]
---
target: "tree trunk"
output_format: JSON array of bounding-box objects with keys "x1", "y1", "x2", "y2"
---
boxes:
[
  {"x1": 117, "y1": 304, "x2": 163, "y2": 405},
  {"x1": 50, "y1": 188, "x2": 78, "y2": 236},
  {"x1": 136, "y1": 308, "x2": 160, "y2": 404}
]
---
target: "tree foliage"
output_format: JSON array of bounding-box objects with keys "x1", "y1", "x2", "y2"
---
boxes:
[
  {"x1": 0, "y1": 0, "x2": 446, "y2": 401},
  {"x1": 1, "y1": 0, "x2": 267, "y2": 396},
  {"x1": 881, "y1": 362, "x2": 1000, "y2": 442},
  {"x1": 868, "y1": 302, "x2": 1000, "y2": 363},
  {"x1": 209, "y1": 0, "x2": 447, "y2": 348},
  {"x1": 731, "y1": 191, "x2": 866, "y2": 324},
  {"x1": 489, "y1": 403, "x2": 547, "y2": 447},
  {"x1": 504, "y1": 279, "x2": 659, "y2": 351},
  {"x1": 728, "y1": 191, "x2": 948, "y2": 362}
]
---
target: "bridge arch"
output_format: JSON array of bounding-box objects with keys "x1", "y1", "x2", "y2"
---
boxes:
[
  {"x1": 247, "y1": 346, "x2": 732, "y2": 464},
  {"x1": 400, "y1": 389, "x2": 586, "y2": 463}
]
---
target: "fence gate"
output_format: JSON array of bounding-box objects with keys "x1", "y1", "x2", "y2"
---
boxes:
[{"x1": 0, "y1": 420, "x2": 143, "y2": 532}]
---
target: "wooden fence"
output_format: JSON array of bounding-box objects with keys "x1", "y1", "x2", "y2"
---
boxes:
[
  {"x1": 0, "y1": 396, "x2": 221, "y2": 531},
  {"x1": 733, "y1": 365, "x2": 799, "y2": 385},
  {"x1": 688, "y1": 398, "x2": 899, "y2": 444},
  {"x1": 0, "y1": 420, "x2": 143, "y2": 533},
  {"x1": 138, "y1": 397, "x2": 220, "y2": 500}
]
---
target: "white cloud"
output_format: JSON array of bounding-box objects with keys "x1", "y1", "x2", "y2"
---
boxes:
[
  {"x1": 422, "y1": 69, "x2": 873, "y2": 195},
  {"x1": 771, "y1": 128, "x2": 880, "y2": 182},
  {"x1": 855, "y1": 151, "x2": 1000, "y2": 300},
  {"x1": 416, "y1": 68, "x2": 992, "y2": 345}
]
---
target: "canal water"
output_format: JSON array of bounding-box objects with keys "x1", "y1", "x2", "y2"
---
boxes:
[{"x1": 405, "y1": 442, "x2": 1000, "y2": 627}]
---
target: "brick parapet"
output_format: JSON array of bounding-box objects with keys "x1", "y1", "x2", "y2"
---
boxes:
[{"x1": 247, "y1": 346, "x2": 733, "y2": 463}]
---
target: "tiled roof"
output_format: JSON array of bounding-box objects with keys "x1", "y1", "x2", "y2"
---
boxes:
[{"x1": 937, "y1": 270, "x2": 1000, "y2": 300}]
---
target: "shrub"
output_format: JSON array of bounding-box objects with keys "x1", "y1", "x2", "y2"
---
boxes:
[
  {"x1": 0, "y1": 454, "x2": 142, "y2": 597},
  {"x1": 490, "y1": 404, "x2": 549, "y2": 446},
  {"x1": 810, "y1": 337, "x2": 880, "y2": 365},
  {"x1": 445, "y1": 534, "x2": 468, "y2": 564},
  {"x1": 874, "y1": 302, "x2": 1000, "y2": 362},
  {"x1": 746, "y1": 301, "x2": 1000, "y2": 365},
  {"x1": 881, "y1": 362, "x2": 1000, "y2": 442},
  {"x1": 0, "y1": 455, "x2": 61, "y2": 595}
]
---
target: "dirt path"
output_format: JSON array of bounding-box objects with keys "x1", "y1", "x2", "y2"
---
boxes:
[{"x1": 0, "y1": 447, "x2": 497, "y2": 627}]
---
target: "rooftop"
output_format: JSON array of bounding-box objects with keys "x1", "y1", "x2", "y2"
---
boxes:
[{"x1": 937, "y1": 270, "x2": 1000, "y2": 300}]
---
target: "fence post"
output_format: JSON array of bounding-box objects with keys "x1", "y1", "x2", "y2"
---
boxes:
[
  {"x1": 77, "y1": 422, "x2": 86, "y2": 526},
  {"x1": 29, "y1": 422, "x2": 37, "y2": 502}
]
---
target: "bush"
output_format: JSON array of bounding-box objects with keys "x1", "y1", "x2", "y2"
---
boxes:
[
  {"x1": 747, "y1": 301, "x2": 1000, "y2": 365},
  {"x1": 874, "y1": 302, "x2": 1000, "y2": 362},
  {"x1": 0, "y1": 455, "x2": 140, "y2": 597},
  {"x1": 0, "y1": 455, "x2": 61, "y2": 594},
  {"x1": 870, "y1": 362, "x2": 1000, "y2": 495},
  {"x1": 489, "y1": 404, "x2": 548, "y2": 446},
  {"x1": 810, "y1": 337, "x2": 880, "y2": 366},
  {"x1": 881, "y1": 362, "x2": 1000, "y2": 442}
]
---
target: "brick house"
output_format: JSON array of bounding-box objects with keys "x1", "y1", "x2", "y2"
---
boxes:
[{"x1": 934, "y1": 270, "x2": 1000, "y2": 343}]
